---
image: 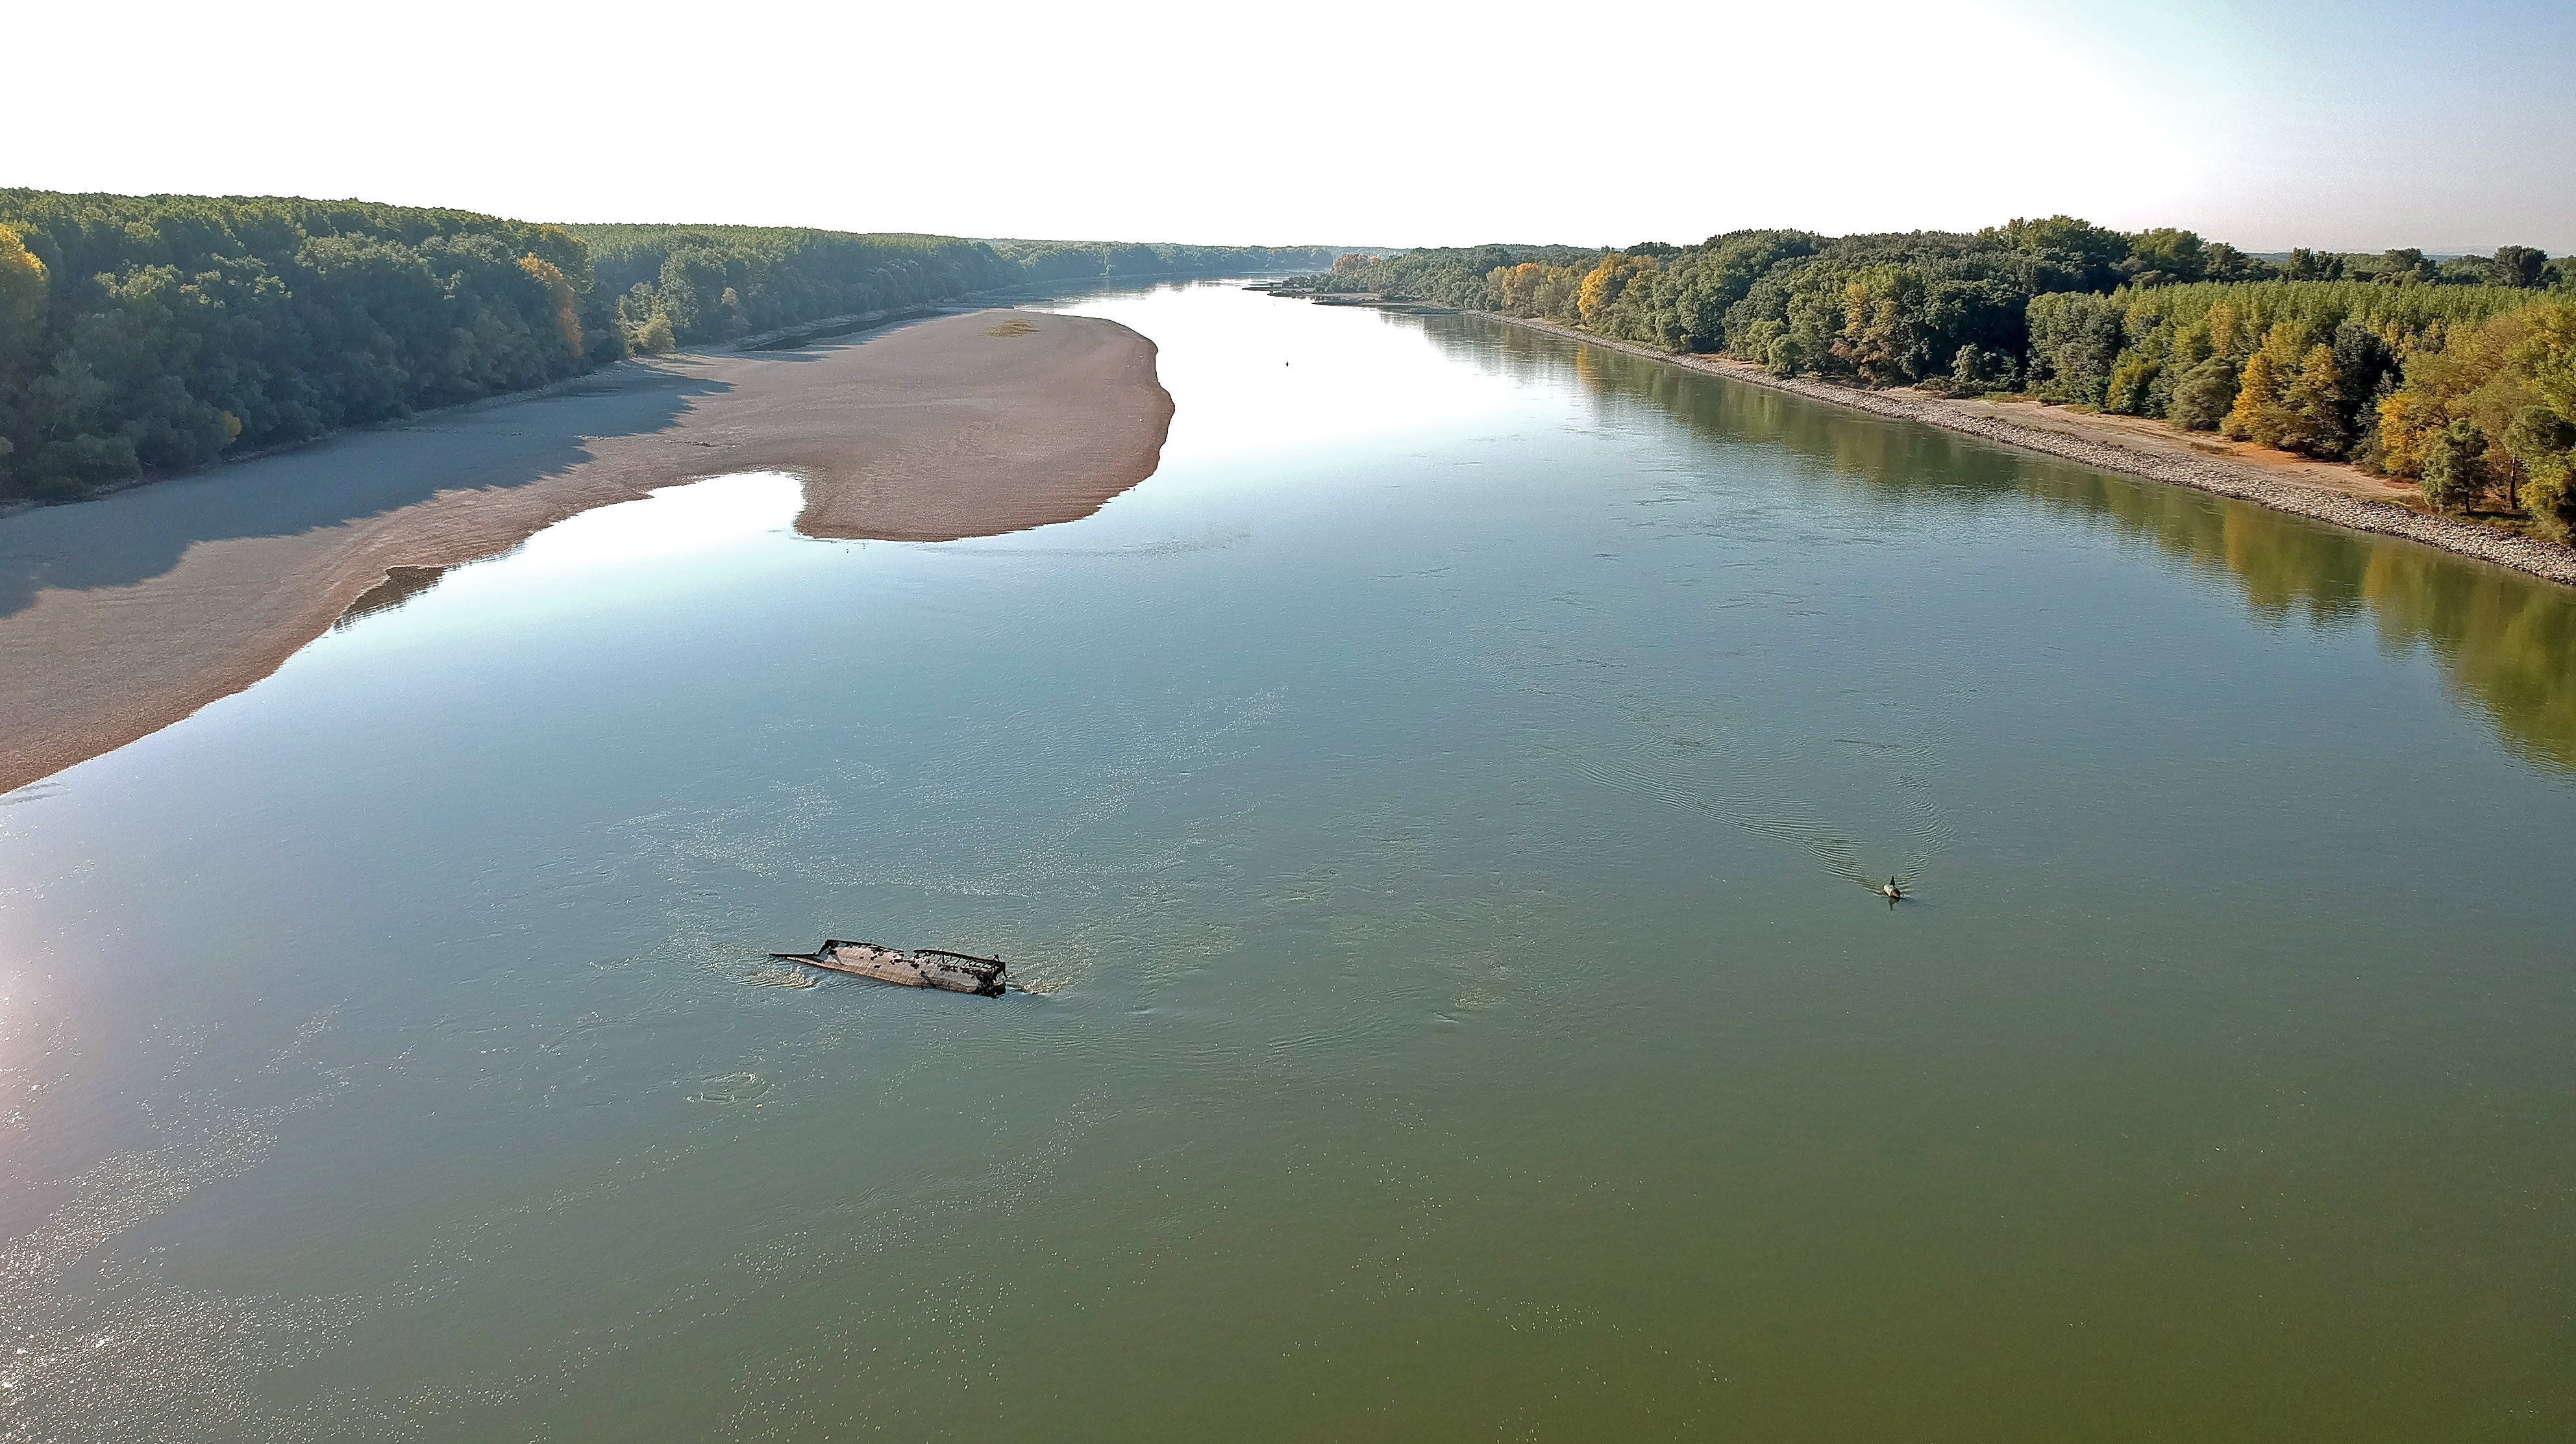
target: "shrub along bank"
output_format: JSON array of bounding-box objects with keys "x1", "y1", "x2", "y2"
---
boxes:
[{"x1": 1306, "y1": 225, "x2": 2576, "y2": 536}]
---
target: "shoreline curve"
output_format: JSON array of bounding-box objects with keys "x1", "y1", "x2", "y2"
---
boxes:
[
  {"x1": 1470, "y1": 311, "x2": 2576, "y2": 590},
  {"x1": 0, "y1": 309, "x2": 1174, "y2": 796}
]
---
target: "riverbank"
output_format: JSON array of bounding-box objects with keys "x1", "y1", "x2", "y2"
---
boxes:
[
  {"x1": 0, "y1": 309, "x2": 1172, "y2": 795},
  {"x1": 1463, "y1": 312, "x2": 2576, "y2": 588}
]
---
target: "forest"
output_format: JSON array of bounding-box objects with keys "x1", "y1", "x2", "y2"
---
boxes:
[
  {"x1": 0, "y1": 191, "x2": 1332, "y2": 503},
  {"x1": 1304, "y1": 225, "x2": 2576, "y2": 537}
]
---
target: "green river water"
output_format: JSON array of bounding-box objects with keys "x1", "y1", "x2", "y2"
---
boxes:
[{"x1": 1, "y1": 282, "x2": 2571, "y2": 1440}]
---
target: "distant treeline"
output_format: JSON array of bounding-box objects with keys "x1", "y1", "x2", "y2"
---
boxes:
[
  {"x1": 567, "y1": 229, "x2": 1331, "y2": 355},
  {"x1": 987, "y1": 238, "x2": 1345, "y2": 284},
  {"x1": 1303, "y1": 225, "x2": 2576, "y2": 537},
  {"x1": 0, "y1": 191, "x2": 1333, "y2": 502}
]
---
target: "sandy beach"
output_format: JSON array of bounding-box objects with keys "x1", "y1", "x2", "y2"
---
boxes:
[{"x1": 0, "y1": 310, "x2": 1173, "y2": 795}]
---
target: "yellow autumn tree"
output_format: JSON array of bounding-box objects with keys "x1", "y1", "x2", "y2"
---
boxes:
[
  {"x1": 0, "y1": 223, "x2": 47, "y2": 374},
  {"x1": 2513, "y1": 299, "x2": 2576, "y2": 426},
  {"x1": 2277, "y1": 343, "x2": 2346, "y2": 456},
  {"x1": 2375, "y1": 388, "x2": 2436, "y2": 477},
  {"x1": 2225, "y1": 324, "x2": 2316, "y2": 449},
  {"x1": 1491, "y1": 262, "x2": 1553, "y2": 316},
  {"x1": 2375, "y1": 310, "x2": 2531, "y2": 473},
  {"x1": 2204, "y1": 299, "x2": 2240, "y2": 358},
  {"x1": 2502, "y1": 300, "x2": 2576, "y2": 536},
  {"x1": 1532, "y1": 266, "x2": 1582, "y2": 321},
  {"x1": 2223, "y1": 349, "x2": 2283, "y2": 447},
  {"x1": 1578, "y1": 255, "x2": 1653, "y2": 330}
]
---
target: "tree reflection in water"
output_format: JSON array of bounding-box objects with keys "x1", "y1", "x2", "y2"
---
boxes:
[{"x1": 1424, "y1": 314, "x2": 2576, "y2": 775}]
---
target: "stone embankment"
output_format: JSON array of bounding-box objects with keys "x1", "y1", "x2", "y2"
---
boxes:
[{"x1": 1476, "y1": 313, "x2": 2576, "y2": 589}]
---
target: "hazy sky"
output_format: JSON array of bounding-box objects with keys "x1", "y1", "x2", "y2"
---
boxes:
[{"x1": 14, "y1": 0, "x2": 2571, "y2": 252}]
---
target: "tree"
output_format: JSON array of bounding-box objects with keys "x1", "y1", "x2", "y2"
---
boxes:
[
  {"x1": 1491, "y1": 263, "x2": 1552, "y2": 316},
  {"x1": 0, "y1": 222, "x2": 42, "y2": 489},
  {"x1": 2375, "y1": 388, "x2": 2436, "y2": 477},
  {"x1": 1948, "y1": 343, "x2": 2018, "y2": 393},
  {"x1": 2104, "y1": 353, "x2": 2161, "y2": 414},
  {"x1": 2025, "y1": 292, "x2": 2124, "y2": 404},
  {"x1": 2224, "y1": 349, "x2": 2285, "y2": 446},
  {"x1": 654, "y1": 247, "x2": 733, "y2": 340},
  {"x1": 3, "y1": 191, "x2": 1339, "y2": 502},
  {"x1": 2200, "y1": 243, "x2": 2277, "y2": 282},
  {"x1": 2501, "y1": 299, "x2": 2576, "y2": 535},
  {"x1": 2124, "y1": 228, "x2": 2207, "y2": 286},
  {"x1": 2418, "y1": 419, "x2": 2488, "y2": 511},
  {"x1": 1779, "y1": 282, "x2": 1847, "y2": 377},
  {"x1": 1533, "y1": 267, "x2": 1581, "y2": 321},
  {"x1": 2171, "y1": 356, "x2": 2240, "y2": 430},
  {"x1": 0, "y1": 223, "x2": 43, "y2": 369},
  {"x1": 1578, "y1": 255, "x2": 1652, "y2": 329},
  {"x1": 2277, "y1": 343, "x2": 2347, "y2": 456},
  {"x1": 2492, "y1": 246, "x2": 2547, "y2": 288},
  {"x1": 1839, "y1": 268, "x2": 1935, "y2": 385},
  {"x1": 2516, "y1": 300, "x2": 2576, "y2": 434},
  {"x1": 2373, "y1": 248, "x2": 2431, "y2": 284},
  {"x1": 1985, "y1": 216, "x2": 2132, "y2": 292},
  {"x1": 517, "y1": 255, "x2": 584, "y2": 358}
]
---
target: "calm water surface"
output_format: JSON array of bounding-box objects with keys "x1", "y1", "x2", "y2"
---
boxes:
[{"x1": 3, "y1": 283, "x2": 2571, "y2": 1441}]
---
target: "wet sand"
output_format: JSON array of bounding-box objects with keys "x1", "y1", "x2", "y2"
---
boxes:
[{"x1": 0, "y1": 310, "x2": 1173, "y2": 795}]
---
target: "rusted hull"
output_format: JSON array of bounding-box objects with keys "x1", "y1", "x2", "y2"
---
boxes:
[{"x1": 771, "y1": 940, "x2": 1007, "y2": 997}]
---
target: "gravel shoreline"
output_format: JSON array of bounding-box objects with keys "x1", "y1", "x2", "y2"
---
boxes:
[{"x1": 1476, "y1": 312, "x2": 2576, "y2": 589}]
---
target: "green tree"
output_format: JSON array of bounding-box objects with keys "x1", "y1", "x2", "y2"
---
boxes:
[
  {"x1": 2418, "y1": 419, "x2": 2488, "y2": 511},
  {"x1": 2286, "y1": 248, "x2": 2341, "y2": 282},
  {"x1": 1984, "y1": 216, "x2": 2132, "y2": 292},
  {"x1": 2199, "y1": 243, "x2": 2277, "y2": 282},
  {"x1": 2104, "y1": 353, "x2": 2161, "y2": 414},
  {"x1": 2171, "y1": 355, "x2": 2240, "y2": 430},
  {"x1": 2492, "y1": 246, "x2": 2547, "y2": 288},
  {"x1": 2124, "y1": 228, "x2": 2207, "y2": 286},
  {"x1": 517, "y1": 254, "x2": 584, "y2": 358},
  {"x1": 2025, "y1": 292, "x2": 2124, "y2": 403},
  {"x1": 1839, "y1": 268, "x2": 1935, "y2": 385},
  {"x1": 0, "y1": 222, "x2": 43, "y2": 488},
  {"x1": 2373, "y1": 248, "x2": 2432, "y2": 284},
  {"x1": 1948, "y1": 343, "x2": 2018, "y2": 393}
]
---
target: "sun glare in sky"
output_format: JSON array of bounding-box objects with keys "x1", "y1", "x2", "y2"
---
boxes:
[{"x1": 14, "y1": 0, "x2": 2573, "y2": 251}]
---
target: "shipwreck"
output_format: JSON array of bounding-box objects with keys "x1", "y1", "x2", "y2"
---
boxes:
[{"x1": 770, "y1": 939, "x2": 1009, "y2": 997}]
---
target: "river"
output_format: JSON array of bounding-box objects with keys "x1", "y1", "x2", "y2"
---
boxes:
[{"x1": 2, "y1": 281, "x2": 2570, "y2": 1440}]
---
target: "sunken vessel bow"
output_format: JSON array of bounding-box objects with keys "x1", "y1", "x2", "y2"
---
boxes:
[{"x1": 771, "y1": 940, "x2": 1008, "y2": 996}]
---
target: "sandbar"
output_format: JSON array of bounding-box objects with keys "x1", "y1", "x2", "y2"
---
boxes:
[{"x1": 0, "y1": 310, "x2": 1173, "y2": 795}]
